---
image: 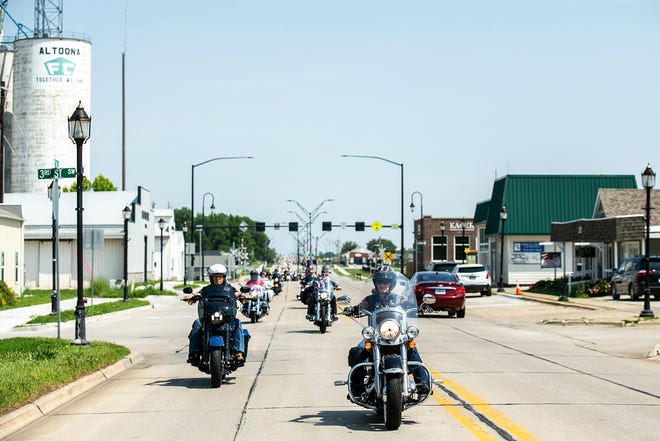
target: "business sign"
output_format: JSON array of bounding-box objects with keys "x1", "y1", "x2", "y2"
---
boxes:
[
  {"x1": 541, "y1": 252, "x2": 562, "y2": 268},
  {"x1": 31, "y1": 40, "x2": 91, "y2": 90},
  {"x1": 513, "y1": 242, "x2": 545, "y2": 253}
]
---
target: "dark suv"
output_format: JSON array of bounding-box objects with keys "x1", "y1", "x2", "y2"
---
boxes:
[
  {"x1": 426, "y1": 261, "x2": 458, "y2": 272},
  {"x1": 610, "y1": 256, "x2": 660, "y2": 300}
]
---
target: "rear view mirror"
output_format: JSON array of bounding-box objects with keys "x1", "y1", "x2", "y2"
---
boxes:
[
  {"x1": 183, "y1": 287, "x2": 193, "y2": 294},
  {"x1": 422, "y1": 294, "x2": 435, "y2": 305}
]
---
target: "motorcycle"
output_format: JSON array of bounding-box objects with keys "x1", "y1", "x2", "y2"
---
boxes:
[
  {"x1": 310, "y1": 278, "x2": 339, "y2": 334},
  {"x1": 298, "y1": 280, "x2": 315, "y2": 305},
  {"x1": 272, "y1": 278, "x2": 283, "y2": 295},
  {"x1": 239, "y1": 285, "x2": 270, "y2": 323},
  {"x1": 334, "y1": 272, "x2": 440, "y2": 430},
  {"x1": 182, "y1": 286, "x2": 250, "y2": 388}
]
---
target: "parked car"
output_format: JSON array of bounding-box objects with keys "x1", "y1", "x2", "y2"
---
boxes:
[
  {"x1": 610, "y1": 256, "x2": 660, "y2": 300},
  {"x1": 410, "y1": 271, "x2": 466, "y2": 318},
  {"x1": 425, "y1": 261, "x2": 458, "y2": 272},
  {"x1": 452, "y1": 264, "x2": 492, "y2": 296}
]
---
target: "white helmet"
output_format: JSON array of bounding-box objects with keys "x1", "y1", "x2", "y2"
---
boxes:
[{"x1": 208, "y1": 264, "x2": 228, "y2": 276}]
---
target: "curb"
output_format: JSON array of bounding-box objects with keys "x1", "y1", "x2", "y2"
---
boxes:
[
  {"x1": 0, "y1": 352, "x2": 144, "y2": 440},
  {"x1": 498, "y1": 292, "x2": 599, "y2": 310}
]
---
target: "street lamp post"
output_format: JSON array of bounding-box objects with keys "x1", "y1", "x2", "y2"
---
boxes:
[
  {"x1": 201, "y1": 192, "x2": 215, "y2": 281},
  {"x1": 158, "y1": 218, "x2": 165, "y2": 291},
  {"x1": 287, "y1": 199, "x2": 333, "y2": 263},
  {"x1": 410, "y1": 191, "x2": 424, "y2": 272},
  {"x1": 498, "y1": 206, "x2": 507, "y2": 293},
  {"x1": 460, "y1": 218, "x2": 467, "y2": 263},
  {"x1": 122, "y1": 205, "x2": 131, "y2": 301},
  {"x1": 640, "y1": 164, "x2": 655, "y2": 318},
  {"x1": 342, "y1": 155, "x2": 405, "y2": 274},
  {"x1": 182, "y1": 222, "x2": 188, "y2": 286},
  {"x1": 190, "y1": 156, "x2": 254, "y2": 279},
  {"x1": 68, "y1": 102, "x2": 91, "y2": 346},
  {"x1": 440, "y1": 222, "x2": 446, "y2": 261}
]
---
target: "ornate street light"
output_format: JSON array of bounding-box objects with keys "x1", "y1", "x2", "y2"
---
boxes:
[
  {"x1": 460, "y1": 218, "x2": 467, "y2": 263},
  {"x1": 68, "y1": 101, "x2": 91, "y2": 346},
  {"x1": 498, "y1": 206, "x2": 508, "y2": 293},
  {"x1": 182, "y1": 222, "x2": 188, "y2": 286},
  {"x1": 122, "y1": 205, "x2": 131, "y2": 301},
  {"x1": 158, "y1": 218, "x2": 165, "y2": 291},
  {"x1": 287, "y1": 198, "x2": 333, "y2": 264},
  {"x1": 640, "y1": 164, "x2": 655, "y2": 318},
  {"x1": 440, "y1": 222, "x2": 446, "y2": 261},
  {"x1": 410, "y1": 191, "x2": 424, "y2": 272}
]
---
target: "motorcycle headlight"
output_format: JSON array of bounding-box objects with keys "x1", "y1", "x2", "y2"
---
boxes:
[
  {"x1": 319, "y1": 291, "x2": 329, "y2": 300},
  {"x1": 361, "y1": 326, "x2": 376, "y2": 340},
  {"x1": 210, "y1": 311, "x2": 223, "y2": 325},
  {"x1": 406, "y1": 325, "x2": 420, "y2": 339},
  {"x1": 379, "y1": 319, "x2": 400, "y2": 341}
]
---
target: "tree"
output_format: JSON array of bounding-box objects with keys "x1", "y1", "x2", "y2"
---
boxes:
[
  {"x1": 366, "y1": 238, "x2": 396, "y2": 254},
  {"x1": 341, "y1": 241, "x2": 359, "y2": 254},
  {"x1": 91, "y1": 174, "x2": 117, "y2": 191},
  {"x1": 62, "y1": 176, "x2": 91, "y2": 192}
]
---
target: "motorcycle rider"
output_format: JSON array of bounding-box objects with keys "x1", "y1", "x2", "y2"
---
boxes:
[
  {"x1": 306, "y1": 265, "x2": 340, "y2": 321},
  {"x1": 246, "y1": 269, "x2": 266, "y2": 287},
  {"x1": 184, "y1": 264, "x2": 245, "y2": 366},
  {"x1": 299, "y1": 265, "x2": 317, "y2": 304},
  {"x1": 348, "y1": 266, "x2": 430, "y2": 395}
]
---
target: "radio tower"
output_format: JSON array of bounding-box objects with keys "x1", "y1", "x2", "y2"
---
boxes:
[{"x1": 34, "y1": 0, "x2": 62, "y2": 37}]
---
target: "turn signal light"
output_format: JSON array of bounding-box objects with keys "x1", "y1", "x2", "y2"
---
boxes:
[
  {"x1": 408, "y1": 341, "x2": 416, "y2": 349},
  {"x1": 364, "y1": 342, "x2": 373, "y2": 351}
]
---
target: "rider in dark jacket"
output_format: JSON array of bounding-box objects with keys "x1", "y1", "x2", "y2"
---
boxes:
[
  {"x1": 349, "y1": 266, "x2": 429, "y2": 395},
  {"x1": 185, "y1": 264, "x2": 245, "y2": 366},
  {"x1": 306, "y1": 265, "x2": 340, "y2": 321}
]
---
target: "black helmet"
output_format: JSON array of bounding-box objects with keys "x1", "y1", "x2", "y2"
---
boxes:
[
  {"x1": 250, "y1": 269, "x2": 259, "y2": 277},
  {"x1": 372, "y1": 266, "x2": 396, "y2": 291}
]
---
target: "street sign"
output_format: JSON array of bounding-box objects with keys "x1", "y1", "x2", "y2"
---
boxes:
[
  {"x1": 37, "y1": 167, "x2": 76, "y2": 179},
  {"x1": 371, "y1": 221, "x2": 382, "y2": 232},
  {"x1": 239, "y1": 221, "x2": 248, "y2": 232},
  {"x1": 384, "y1": 251, "x2": 393, "y2": 263}
]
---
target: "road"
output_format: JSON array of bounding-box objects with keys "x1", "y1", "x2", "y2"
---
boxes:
[{"x1": 3, "y1": 276, "x2": 660, "y2": 441}]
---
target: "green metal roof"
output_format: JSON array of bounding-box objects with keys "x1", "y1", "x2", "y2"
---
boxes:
[
  {"x1": 473, "y1": 200, "x2": 490, "y2": 224},
  {"x1": 484, "y1": 174, "x2": 637, "y2": 236}
]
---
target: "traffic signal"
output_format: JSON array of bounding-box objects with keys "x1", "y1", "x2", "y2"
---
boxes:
[
  {"x1": 322, "y1": 221, "x2": 332, "y2": 231},
  {"x1": 355, "y1": 221, "x2": 365, "y2": 231},
  {"x1": 256, "y1": 222, "x2": 266, "y2": 232},
  {"x1": 289, "y1": 222, "x2": 298, "y2": 232}
]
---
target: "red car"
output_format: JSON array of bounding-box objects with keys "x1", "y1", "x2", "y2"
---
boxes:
[{"x1": 411, "y1": 271, "x2": 466, "y2": 318}]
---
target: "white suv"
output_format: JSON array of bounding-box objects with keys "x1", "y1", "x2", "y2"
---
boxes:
[{"x1": 452, "y1": 264, "x2": 492, "y2": 296}]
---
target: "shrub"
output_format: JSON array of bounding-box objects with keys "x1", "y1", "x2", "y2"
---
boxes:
[
  {"x1": 0, "y1": 280, "x2": 17, "y2": 307},
  {"x1": 90, "y1": 277, "x2": 111, "y2": 296}
]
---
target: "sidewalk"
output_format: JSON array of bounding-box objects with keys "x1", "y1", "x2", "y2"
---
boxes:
[{"x1": 496, "y1": 287, "x2": 660, "y2": 327}]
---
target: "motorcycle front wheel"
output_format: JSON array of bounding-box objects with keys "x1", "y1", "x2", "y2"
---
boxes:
[
  {"x1": 384, "y1": 375, "x2": 403, "y2": 430},
  {"x1": 210, "y1": 349, "x2": 224, "y2": 388},
  {"x1": 250, "y1": 310, "x2": 258, "y2": 323}
]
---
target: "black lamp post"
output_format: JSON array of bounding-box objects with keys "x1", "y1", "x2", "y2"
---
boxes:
[
  {"x1": 440, "y1": 222, "x2": 446, "y2": 261},
  {"x1": 190, "y1": 156, "x2": 253, "y2": 280},
  {"x1": 69, "y1": 101, "x2": 91, "y2": 346},
  {"x1": 342, "y1": 155, "x2": 405, "y2": 274},
  {"x1": 201, "y1": 192, "x2": 215, "y2": 281},
  {"x1": 460, "y1": 218, "x2": 467, "y2": 263},
  {"x1": 158, "y1": 218, "x2": 165, "y2": 291},
  {"x1": 640, "y1": 164, "x2": 655, "y2": 318},
  {"x1": 498, "y1": 206, "x2": 507, "y2": 293},
  {"x1": 182, "y1": 222, "x2": 188, "y2": 286},
  {"x1": 410, "y1": 191, "x2": 423, "y2": 272},
  {"x1": 122, "y1": 205, "x2": 131, "y2": 301}
]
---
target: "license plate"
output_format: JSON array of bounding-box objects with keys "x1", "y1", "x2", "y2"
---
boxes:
[
  {"x1": 434, "y1": 288, "x2": 446, "y2": 294},
  {"x1": 469, "y1": 276, "x2": 476, "y2": 279}
]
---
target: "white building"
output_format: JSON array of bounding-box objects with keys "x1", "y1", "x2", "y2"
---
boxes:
[{"x1": 0, "y1": 205, "x2": 24, "y2": 294}]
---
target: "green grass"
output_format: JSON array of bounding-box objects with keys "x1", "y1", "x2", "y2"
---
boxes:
[
  {"x1": 343, "y1": 267, "x2": 371, "y2": 281},
  {"x1": 0, "y1": 337, "x2": 130, "y2": 415},
  {"x1": 24, "y1": 298, "x2": 150, "y2": 325}
]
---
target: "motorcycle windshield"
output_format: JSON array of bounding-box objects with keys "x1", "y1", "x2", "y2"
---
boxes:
[
  {"x1": 356, "y1": 271, "x2": 418, "y2": 330},
  {"x1": 315, "y1": 277, "x2": 336, "y2": 300}
]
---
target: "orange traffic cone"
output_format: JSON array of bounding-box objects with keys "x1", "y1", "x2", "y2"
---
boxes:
[{"x1": 515, "y1": 280, "x2": 521, "y2": 295}]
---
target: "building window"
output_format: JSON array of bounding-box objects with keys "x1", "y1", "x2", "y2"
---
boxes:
[
  {"x1": 432, "y1": 236, "x2": 447, "y2": 261},
  {"x1": 1, "y1": 251, "x2": 4, "y2": 280},
  {"x1": 455, "y1": 237, "x2": 469, "y2": 262},
  {"x1": 14, "y1": 252, "x2": 19, "y2": 283}
]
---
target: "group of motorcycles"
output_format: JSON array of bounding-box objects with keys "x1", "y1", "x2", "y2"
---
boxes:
[{"x1": 183, "y1": 267, "x2": 440, "y2": 430}]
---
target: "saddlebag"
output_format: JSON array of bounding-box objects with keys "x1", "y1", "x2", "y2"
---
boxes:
[{"x1": 348, "y1": 346, "x2": 360, "y2": 367}]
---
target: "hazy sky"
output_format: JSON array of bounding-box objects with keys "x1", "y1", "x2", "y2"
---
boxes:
[{"x1": 6, "y1": 1, "x2": 660, "y2": 256}]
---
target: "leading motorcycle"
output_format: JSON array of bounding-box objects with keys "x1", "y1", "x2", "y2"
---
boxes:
[
  {"x1": 182, "y1": 286, "x2": 250, "y2": 388},
  {"x1": 334, "y1": 272, "x2": 440, "y2": 430},
  {"x1": 310, "y1": 277, "x2": 339, "y2": 334}
]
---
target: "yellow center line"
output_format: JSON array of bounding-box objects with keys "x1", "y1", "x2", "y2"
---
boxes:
[{"x1": 429, "y1": 368, "x2": 541, "y2": 441}]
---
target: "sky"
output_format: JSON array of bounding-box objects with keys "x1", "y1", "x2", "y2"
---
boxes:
[{"x1": 5, "y1": 0, "x2": 660, "y2": 257}]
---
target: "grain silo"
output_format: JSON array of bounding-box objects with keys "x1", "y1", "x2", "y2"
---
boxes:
[{"x1": 10, "y1": 36, "x2": 91, "y2": 193}]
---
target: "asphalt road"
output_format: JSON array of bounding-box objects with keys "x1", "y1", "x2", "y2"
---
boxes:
[{"x1": 2, "y1": 276, "x2": 660, "y2": 441}]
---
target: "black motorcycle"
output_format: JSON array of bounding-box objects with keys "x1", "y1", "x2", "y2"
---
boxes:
[
  {"x1": 182, "y1": 286, "x2": 250, "y2": 388},
  {"x1": 310, "y1": 278, "x2": 339, "y2": 333}
]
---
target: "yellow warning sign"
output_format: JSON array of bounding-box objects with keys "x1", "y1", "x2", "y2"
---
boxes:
[
  {"x1": 384, "y1": 251, "x2": 393, "y2": 263},
  {"x1": 371, "y1": 221, "x2": 382, "y2": 232}
]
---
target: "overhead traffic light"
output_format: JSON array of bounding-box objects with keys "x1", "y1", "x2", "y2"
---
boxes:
[
  {"x1": 355, "y1": 222, "x2": 365, "y2": 231},
  {"x1": 256, "y1": 222, "x2": 266, "y2": 232},
  {"x1": 322, "y1": 221, "x2": 332, "y2": 231},
  {"x1": 289, "y1": 222, "x2": 298, "y2": 232}
]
